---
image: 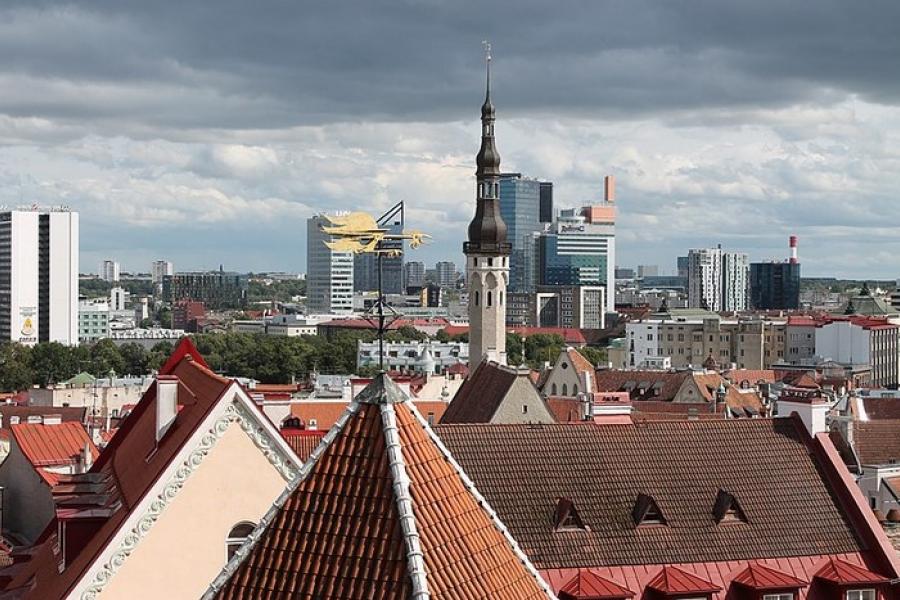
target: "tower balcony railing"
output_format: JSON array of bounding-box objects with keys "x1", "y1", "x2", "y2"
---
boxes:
[{"x1": 463, "y1": 241, "x2": 512, "y2": 255}]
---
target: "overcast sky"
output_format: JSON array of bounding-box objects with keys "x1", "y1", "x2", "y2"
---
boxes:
[{"x1": 2, "y1": 1, "x2": 899, "y2": 278}]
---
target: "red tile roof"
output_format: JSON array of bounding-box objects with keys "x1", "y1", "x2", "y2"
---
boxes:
[
  {"x1": 440, "y1": 360, "x2": 520, "y2": 424},
  {"x1": 593, "y1": 370, "x2": 689, "y2": 402},
  {"x1": 558, "y1": 570, "x2": 634, "y2": 599},
  {"x1": 861, "y1": 397, "x2": 900, "y2": 420},
  {"x1": 291, "y1": 400, "x2": 448, "y2": 431},
  {"x1": 209, "y1": 375, "x2": 554, "y2": 599},
  {"x1": 815, "y1": 557, "x2": 889, "y2": 585},
  {"x1": 646, "y1": 565, "x2": 721, "y2": 594},
  {"x1": 10, "y1": 422, "x2": 97, "y2": 474},
  {"x1": 850, "y1": 420, "x2": 900, "y2": 465},
  {"x1": 723, "y1": 369, "x2": 776, "y2": 386},
  {"x1": 279, "y1": 429, "x2": 324, "y2": 462},
  {"x1": 732, "y1": 563, "x2": 807, "y2": 590},
  {"x1": 436, "y1": 418, "x2": 864, "y2": 568}
]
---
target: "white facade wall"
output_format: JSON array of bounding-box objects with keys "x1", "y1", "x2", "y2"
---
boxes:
[
  {"x1": 816, "y1": 321, "x2": 871, "y2": 365},
  {"x1": 688, "y1": 248, "x2": 722, "y2": 311},
  {"x1": 48, "y1": 212, "x2": 79, "y2": 344},
  {"x1": 306, "y1": 215, "x2": 353, "y2": 314},
  {"x1": 151, "y1": 260, "x2": 174, "y2": 284},
  {"x1": 10, "y1": 212, "x2": 39, "y2": 345},
  {"x1": 626, "y1": 321, "x2": 662, "y2": 368},
  {"x1": 721, "y1": 251, "x2": 749, "y2": 311}
]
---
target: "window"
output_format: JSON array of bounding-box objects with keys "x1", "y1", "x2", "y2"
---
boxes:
[
  {"x1": 763, "y1": 594, "x2": 795, "y2": 600},
  {"x1": 522, "y1": 404, "x2": 528, "y2": 414},
  {"x1": 427, "y1": 412, "x2": 435, "y2": 425},
  {"x1": 551, "y1": 383, "x2": 558, "y2": 395},
  {"x1": 846, "y1": 591, "x2": 876, "y2": 600},
  {"x1": 633, "y1": 493, "x2": 666, "y2": 526},
  {"x1": 226, "y1": 522, "x2": 256, "y2": 561},
  {"x1": 487, "y1": 291, "x2": 492, "y2": 307},
  {"x1": 562, "y1": 384, "x2": 568, "y2": 396},
  {"x1": 474, "y1": 291, "x2": 479, "y2": 306}
]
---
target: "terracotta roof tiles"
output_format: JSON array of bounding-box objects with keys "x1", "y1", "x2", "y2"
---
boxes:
[
  {"x1": 851, "y1": 420, "x2": 900, "y2": 466},
  {"x1": 440, "y1": 360, "x2": 519, "y2": 424},
  {"x1": 10, "y1": 422, "x2": 97, "y2": 470}
]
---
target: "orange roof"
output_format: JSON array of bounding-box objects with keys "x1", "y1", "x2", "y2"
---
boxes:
[
  {"x1": 732, "y1": 563, "x2": 807, "y2": 590},
  {"x1": 291, "y1": 400, "x2": 448, "y2": 430},
  {"x1": 10, "y1": 422, "x2": 97, "y2": 470},
  {"x1": 208, "y1": 375, "x2": 554, "y2": 599},
  {"x1": 567, "y1": 347, "x2": 596, "y2": 379},
  {"x1": 279, "y1": 429, "x2": 325, "y2": 462}
]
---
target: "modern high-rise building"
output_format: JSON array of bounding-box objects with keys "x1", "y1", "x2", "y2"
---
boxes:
[
  {"x1": 676, "y1": 256, "x2": 690, "y2": 279},
  {"x1": 162, "y1": 268, "x2": 248, "y2": 310},
  {"x1": 687, "y1": 246, "x2": 749, "y2": 312},
  {"x1": 0, "y1": 208, "x2": 78, "y2": 345},
  {"x1": 464, "y1": 46, "x2": 510, "y2": 367},
  {"x1": 637, "y1": 265, "x2": 659, "y2": 278},
  {"x1": 99, "y1": 259, "x2": 120, "y2": 283},
  {"x1": 435, "y1": 261, "x2": 458, "y2": 289},
  {"x1": 403, "y1": 260, "x2": 425, "y2": 291},
  {"x1": 353, "y1": 201, "x2": 404, "y2": 294},
  {"x1": 539, "y1": 181, "x2": 554, "y2": 223},
  {"x1": 151, "y1": 260, "x2": 174, "y2": 284},
  {"x1": 499, "y1": 173, "x2": 544, "y2": 292},
  {"x1": 750, "y1": 237, "x2": 801, "y2": 310},
  {"x1": 306, "y1": 214, "x2": 354, "y2": 314},
  {"x1": 536, "y1": 190, "x2": 617, "y2": 314}
]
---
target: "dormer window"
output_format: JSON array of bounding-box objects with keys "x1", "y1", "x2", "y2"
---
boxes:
[
  {"x1": 633, "y1": 493, "x2": 666, "y2": 526},
  {"x1": 713, "y1": 489, "x2": 747, "y2": 524},
  {"x1": 553, "y1": 497, "x2": 587, "y2": 532}
]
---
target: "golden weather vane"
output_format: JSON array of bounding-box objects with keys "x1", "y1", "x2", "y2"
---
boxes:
[{"x1": 321, "y1": 211, "x2": 429, "y2": 256}]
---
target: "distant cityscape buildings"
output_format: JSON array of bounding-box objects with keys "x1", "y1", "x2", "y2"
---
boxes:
[
  {"x1": 151, "y1": 260, "x2": 174, "y2": 284},
  {"x1": 403, "y1": 260, "x2": 425, "y2": 291},
  {"x1": 353, "y1": 201, "x2": 404, "y2": 295},
  {"x1": 162, "y1": 268, "x2": 248, "y2": 310},
  {"x1": 435, "y1": 261, "x2": 458, "y2": 288},
  {"x1": 750, "y1": 237, "x2": 801, "y2": 310},
  {"x1": 306, "y1": 214, "x2": 354, "y2": 314},
  {"x1": 499, "y1": 172, "x2": 545, "y2": 292},
  {"x1": 0, "y1": 208, "x2": 78, "y2": 346},
  {"x1": 687, "y1": 246, "x2": 749, "y2": 312},
  {"x1": 99, "y1": 259, "x2": 120, "y2": 283}
]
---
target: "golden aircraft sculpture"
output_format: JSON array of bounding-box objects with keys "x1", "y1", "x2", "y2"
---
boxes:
[{"x1": 321, "y1": 211, "x2": 429, "y2": 255}]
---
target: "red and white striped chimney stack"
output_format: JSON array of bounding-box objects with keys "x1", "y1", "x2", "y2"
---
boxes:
[{"x1": 789, "y1": 235, "x2": 798, "y2": 264}]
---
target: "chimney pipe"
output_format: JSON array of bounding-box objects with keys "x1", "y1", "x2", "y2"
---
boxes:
[
  {"x1": 82, "y1": 442, "x2": 93, "y2": 473},
  {"x1": 156, "y1": 375, "x2": 179, "y2": 442},
  {"x1": 789, "y1": 235, "x2": 798, "y2": 264},
  {"x1": 604, "y1": 175, "x2": 615, "y2": 203}
]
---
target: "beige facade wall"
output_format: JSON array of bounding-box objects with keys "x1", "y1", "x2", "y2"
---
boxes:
[
  {"x1": 95, "y1": 420, "x2": 288, "y2": 600},
  {"x1": 654, "y1": 319, "x2": 784, "y2": 370},
  {"x1": 542, "y1": 351, "x2": 588, "y2": 398},
  {"x1": 490, "y1": 377, "x2": 556, "y2": 424}
]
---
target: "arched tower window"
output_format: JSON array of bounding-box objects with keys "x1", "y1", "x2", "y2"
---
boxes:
[
  {"x1": 487, "y1": 291, "x2": 492, "y2": 307},
  {"x1": 474, "y1": 291, "x2": 480, "y2": 306},
  {"x1": 552, "y1": 383, "x2": 558, "y2": 395},
  {"x1": 562, "y1": 383, "x2": 568, "y2": 396},
  {"x1": 226, "y1": 521, "x2": 256, "y2": 561},
  {"x1": 499, "y1": 291, "x2": 504, "y2": 305}
]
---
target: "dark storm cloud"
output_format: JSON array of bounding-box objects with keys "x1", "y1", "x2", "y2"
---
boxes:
[{"x1": 2, "y1": 0, "x2": 899, "y2": 129}]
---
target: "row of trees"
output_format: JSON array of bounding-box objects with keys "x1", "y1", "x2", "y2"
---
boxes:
[{"x1": 0, "y1": 326, "x2": 608, "y2": 392}]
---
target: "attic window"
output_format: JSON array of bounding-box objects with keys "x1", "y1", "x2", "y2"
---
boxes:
[
  {"x1": 633, "y1": 493, "x2": 666, "y2": 526},
  {"x1": 554, "y1": 497, "x2": 587, "y2": 532},
  {"x1": 713, "y1": 489, "x2": 747, "y2": 524}
]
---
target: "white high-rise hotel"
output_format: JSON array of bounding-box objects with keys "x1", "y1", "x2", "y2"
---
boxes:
[
  {"x1": 0, "y1": 208, "x2": 78, "y2": 345},
  {"x1": 306, "y1": 214, "x2": 354, "y2": 314},
  {"x1": 687, "y1": 246, "x2": 749, "y2": 312}
]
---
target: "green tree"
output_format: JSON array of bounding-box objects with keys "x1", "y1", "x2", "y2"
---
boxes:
[
  {"x1": 119, "y1": 343, "x2": 149, "y2": 376},
  {"x1": 90, "y1": 339, "x2": 126, "y2": 378},
  {"x1": 523, "y1": 334, "x2": 565, "y2": 369},
  {"x1": 577, "y1": 346, "x2": 608, "y2": 367},
  {"x1": 506, "y1": 333, "x2": 524, "y2": 366},
  {"x1": 31, "y1": 341, "x2": 78, "y2": 386},
  {"x1": 0, "y1": 343, "x2": 34, "y2": 392}
]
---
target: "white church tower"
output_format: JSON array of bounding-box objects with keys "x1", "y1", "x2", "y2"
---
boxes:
[{"x1": 464, "y1": 44, "x2": 510, "y2": 368}]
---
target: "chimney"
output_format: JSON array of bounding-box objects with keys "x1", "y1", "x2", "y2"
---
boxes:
[
  {"x1": 604, "y1": 175, "x2": 615, "y2": 203},
  {"x1": 789, "y1": 235, "x2": 798, "y2": 264},
  {"x1": 156, "y1": 375, "x2": 179, "y2": 442},
  {"x1": 81, "y1": 442, "x2": 93, "y2": 473},
  {"x1": 591, "y1": 392, "x2": 633, "y2": 425}
]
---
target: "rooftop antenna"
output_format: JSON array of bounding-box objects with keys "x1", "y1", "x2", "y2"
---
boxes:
[{"x1": 482, "y1": 40, "x2": 492, "y2": 97}]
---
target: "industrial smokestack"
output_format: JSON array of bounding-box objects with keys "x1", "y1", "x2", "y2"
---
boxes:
[
  {"x1": 789, "y1": 235, "x2": 798, "y2": 264},
  {"x1": 604, "y1": 175, "x2": 615, "y2": 203}
]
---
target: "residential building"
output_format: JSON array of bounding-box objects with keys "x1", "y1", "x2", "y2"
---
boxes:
[
  {"x1": 541, "y1": 347, "x2": 598, "y2": 399},
  {"x1": 0, "y1": 421, "x2": 97, "y2": 543},
  {"x1": 162, "y1": 269, "x2": 248, "y2": 310},
  {"x1": 751, "y1": 261, "x2": 801, "y2": 309},
  {"x1": 463, "y1": 52, "x2": 509, "y2": 367},
  {"x1": 402, "y1": 260, "x2": 425, "y2": 291},
  {"x1": 107, "y1": 327, "x2": 186, "y2": 348},
  {"x1": 172, "y1": 299, "x2": 206, "y2": 331},
  {"x1": 816, "y1": 316, "x2": 899, "y2": 388},
  {"x1": 687, "y1": 246, "x2": 749, "y2": 311},
  {"x1": 625, "y1": 312, "x2": 787, "y2": 370},
  {"x1": 441, "y1": 360, "x2": 556, "y2": 424},
  {"x1": 676, "y1": 255, "x2": 689, "y2": 278},
  {"x1": 506, "y1": 291, "x2": 532, "y2": 327},
  {"x1": 0, "y1": 208, "x2": 78, "y2": 345},
  {"x1": 534, "y1": 285, "x2": 605, "y2": 329},
  {"x1": 1, "y1": 339, "x2": 305, "y2": 600},
  {"x1": 499, "y1": 172, "x2": 544, "y2": 292},
  {"x1": 435, "y1": 260, "x2": 457, "y2": 288},
  {"x1": 28, "y1": 371, "x2": 154, "y2": 418},
  {"x1": 77, "y1": 299, "x2": 110, "y2": 343},
  {"x1": 150, "y1": 259, "x2": 174, "y2": 284},
  {"x1": 352, "y1": 201, "x2": 404, "y2": 294},
  {"x1": 306, "y1": 214, "x2": 354, "y2": 314},
  {"x1": 539, "y1": 180, "x2": 554, "y2": 223},
  {"x1": 437, "y1": 417, "x2": 900, "y2": 599},
  {"x1": 637, "y1": 264, "x2": 658, "y2": 278},
  {"x1": 785, "y1": 315, "x2": 818, "y2": 362},
  {"x1": 109, "y1": 286, "x2": 127, "y2": 312},
  {"x1": 202, "y1": 374, "x2": 556, "y2": 599},
  {"x1": 98, "y1": 259, "x2": 119, "y2": 283},
  {"x1": 537, "y1": 189, "x2": 616, "y2": 314},
  {"x1": 357, "y1": 340, "x2": 468, "y2": 374}
]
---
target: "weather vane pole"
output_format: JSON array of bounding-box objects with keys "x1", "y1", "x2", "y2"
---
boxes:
[{"x1": 482, "y1": 40, "x2": 492, "y2": 93}]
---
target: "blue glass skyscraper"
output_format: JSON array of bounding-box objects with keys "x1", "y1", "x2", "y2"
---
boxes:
[{"x1": 499, "y1": 173, "x2": 546, "y2": 292}]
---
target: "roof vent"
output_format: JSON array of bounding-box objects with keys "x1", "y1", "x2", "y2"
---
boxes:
[
  {"x1": 633, "y1": 493, "x2": 666, "y2": 526},
  {"x1": 553, "y1": 497, "x2": 587, "y2": 532},
  {"x1": 156, "y1": 375, "x2": 179, "y2": 442},
  {"x1": 713, "y1": 489, "x2": 747, "y2": 524}
]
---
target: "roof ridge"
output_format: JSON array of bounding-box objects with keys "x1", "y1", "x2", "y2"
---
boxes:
[
  {"x1": 381, "y1": 402, "x2": 429, "y2": 599},
  {"x1": 402, "y1": 398, "x2": 558, "y2": 599},
  {"x1": 201, "y1": 400, "x2": 363, "y2": 599}
]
